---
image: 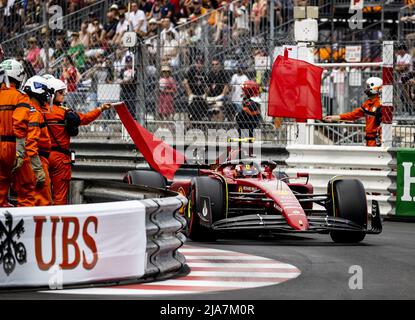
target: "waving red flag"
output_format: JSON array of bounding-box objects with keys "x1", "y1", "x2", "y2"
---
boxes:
[
  {"x1": 114, "y1": 102, "x2": 185, "y2": 180},
  {"x1": 268, "y1": 50, "x2": 323, "y2": 120}
]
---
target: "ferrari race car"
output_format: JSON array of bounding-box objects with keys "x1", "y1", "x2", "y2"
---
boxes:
[{"x1": 124, "y1": 142, "x2": 382, "y2": 243}]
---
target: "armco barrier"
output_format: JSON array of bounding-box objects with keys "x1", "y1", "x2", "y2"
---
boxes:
[
  {"x1": 0, "y1": 180, "x2": 187, "y2": 289},
  {"x1": 71, "y1": 180, "x2": 188, "y2": 282},
  {"x1": 285, "y1": 145, "x2": 394, "y2": 216},
  {"x1": 71, "y1": 139, "x2": 289, "y2": 181}
]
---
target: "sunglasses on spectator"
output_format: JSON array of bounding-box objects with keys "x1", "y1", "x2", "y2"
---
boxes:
[
  {"x1": 56, "y1": 90, "x2": 66, "y2": 95},
  {"x1": 212, "y1": 62, "x2": 220, "y2": 65}
]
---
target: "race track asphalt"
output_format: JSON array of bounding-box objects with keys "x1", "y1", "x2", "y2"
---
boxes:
[{"x1": 1, "y1": 221, "x2": 414, "y2": 300}]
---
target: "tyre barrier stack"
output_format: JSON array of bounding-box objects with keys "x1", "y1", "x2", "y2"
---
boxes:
[{"x1": 71, "y1": 180, "x2": 188, "y2": 282}]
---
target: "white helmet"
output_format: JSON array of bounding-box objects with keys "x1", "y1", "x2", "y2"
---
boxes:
[
  {"x1": 23, "y1": 75, "x2": 51, "y2": 104},
  {"x1": 0, "y1": 59, "x2": 25, "y2": 83},
  {"x1": 365, "y1": 77, "x2": 382, "y2": 96},
  {"x1": 47, "y1": 77, "x2": 67, "y2": 93},
  {"x1": 42, "y1": 74, "x2": 56, "y2": 81}
]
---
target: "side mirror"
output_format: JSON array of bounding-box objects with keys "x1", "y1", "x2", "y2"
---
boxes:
[{"x1": 297, "y1": 172, "x2": 309, "y2": 184}]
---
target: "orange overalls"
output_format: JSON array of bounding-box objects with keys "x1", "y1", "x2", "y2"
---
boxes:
[
  {"x1": 340, "y1": 95, "x2": 382, "y2": 147},
  {"x1": 29, "y1": 100, "x2": 52, "y2": 206},
  {"x1": 44, "y1": 105, "x2": 102, "y2": 205},
  {"x1": 0, "y1": 83, "x2": 37, "y2": 207}
]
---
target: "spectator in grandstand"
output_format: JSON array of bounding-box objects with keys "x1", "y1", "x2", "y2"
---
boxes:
[
  {"x1": 87, "y1": 13, "x2": 103, "y2": 34},
  {"x1": 114, "y1": 47, "x2": 133, "y2": 80},
  {"x1": 128, "y1": 1, "x2": 147, "y2": 37},
  {"x1": 324, "y1": 77, "x2": 383, "y2": 147},
  {"x1": 274, "y1": 0, "x2": 283, "y2": 27},
  {"x1": 79, "y1": 21, "x2": 91, "y2": 48},
  {"x1": 101, "y1": 11, "x2": 119, "y2": 45},
  {"x1": 68, "y1": 32, "x2": 87, "y2": 73},
  {"x1": 183, "y1": 56, "x2": 208, "y2": 122},
  {"x1": 206, "y1": 59, "x2": 230, "y2": 121},
  {"x1": 146, "y1": 0, "x2": 163, "y2": 21},
  {"x1": 251, "y1": 0, "x2": 267, "y2": 37},
  {"x1": 15, "y1": 49, "x2": 36, "y2": 78},
  {"x1": 160, "y1": 18, "x2": 180, "y2": 42},
  {"x1": 3, "y1": 3, "x2": 24, "y2": 38},
  {"x1": 84, "y1": 52, "x2": 114, "y2": 110},
  {"x1": 26, "y1": 37, "x2": 43, "y2": 73},
  {"x1": 179, "y1": 18, "x2": 202, "y2": 65},
  {"x1": 230, "y1": 63, "x2": 250, "y2": 116},
  {"x1": 158, "y1": 65, "x2": 177, "y2": 120},
  {"x1": 146, "y1": 18, "x2": 159, "y2": 38},
  {"x1": 396, "y1": 44, "x2": 413, "y2": 115},
  {"x1": 120, "y1": 55, "x2": 138, "y2": 119},
  {"x1": 89, "y1": 18, "x2": 104, "y2": 49},
  {"x1": 52, "y1": 40, "x2": 65, "y2": 65},
  {"x1": 114, "y1": 12, "x2": 129, "y2": 45},
  {"x1": 61, "y1": 55, "x2": 80, "y2": 109},
  {"x1": 110, "y1": 3, "x2": 120, "y2": 18},
  {"x1": 161, "y1": 31, "x2": 180, "y2": 68},
  {"x1": 160, "y1": 0, "x2": 176, "y2": 20},
  {"x1": 233, "y1": 0, "x2": 250, "y2": 51},
  {"x1": 214, "y1": 5, "x2": 232, "y2": 46}
]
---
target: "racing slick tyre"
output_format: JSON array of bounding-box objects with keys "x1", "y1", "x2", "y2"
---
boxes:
[
  {"x1": 329, "y1": 179, "x2": 367, "y2": 243},
  {"x1": 125, "y1": 170, "x2": 167, "y2": 189},
  {"x1": 188, "y1": 176, "x2": 225, "y2": 242}
]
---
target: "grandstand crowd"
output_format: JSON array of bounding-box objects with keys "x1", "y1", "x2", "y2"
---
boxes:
[{"x1": 1, "y1": 0, "x2": 415, "y2": 123}]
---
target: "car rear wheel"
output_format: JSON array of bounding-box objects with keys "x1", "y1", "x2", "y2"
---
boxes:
[
  {"x1": 328, "y1": 179, "x2": 367, "y2": 243},
  {"x1": 125, "y1": 170, "x2": 167, "y2": 189},
  {"x1": 187, "y1": 176, "x2": 225, "y2": 242}
]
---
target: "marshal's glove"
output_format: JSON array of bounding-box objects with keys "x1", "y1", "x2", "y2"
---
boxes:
[
  {"x1": 12, "y1": 138, "x2": 26, "y2": 173},
  {"x1": 30, "y1": 155, "x2": 45, "y2": 189}
]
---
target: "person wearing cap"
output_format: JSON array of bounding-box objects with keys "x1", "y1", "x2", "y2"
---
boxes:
[
  {"x1": 146, "y1": 18, "x2": 159, "y2": 38},
  {"x1": 110, "y1": 4, "x2": 120, "y2": 18},
  {"x1": 158, "y1": 65, "x2": 177, "y2": 121}
]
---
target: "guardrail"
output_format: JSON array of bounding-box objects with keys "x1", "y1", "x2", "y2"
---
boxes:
[
  {"x1": 71, "y1": 179, "x2": 188, "y2": 282},
  {"x1": 285, "y1": 145, "x2": 394, "y2": 216},
  {"x1": 0, "y1": 180, "x2": 187, "y2": 289}
]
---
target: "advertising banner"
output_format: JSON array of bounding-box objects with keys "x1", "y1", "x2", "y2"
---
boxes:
[
  {"x1": 396, "y1": 149, "x2": 415, "y2": 217},
  {"x1": 0, "y1": 201, "x2": 147, "y2": 287}
]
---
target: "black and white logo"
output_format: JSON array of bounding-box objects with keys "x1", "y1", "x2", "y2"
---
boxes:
[{"x1": 0, "y1": 212, "x2": 27, "y2": 276}]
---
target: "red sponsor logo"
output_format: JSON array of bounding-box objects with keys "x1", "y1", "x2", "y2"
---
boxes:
[{"x1": 33, "y1": 216, "x2": 98, "y2": 271}]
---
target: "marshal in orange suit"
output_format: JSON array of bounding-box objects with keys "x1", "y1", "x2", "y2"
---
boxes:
[
  {"x1": 324, "y1": 77, "x2": 383, "y2": 147},
  {"x1": 44, "y1": 77, "x2": 112, "y2": 205},
  {"x1": 0, "y1": 59, "x2": 39, "y2": 207}
]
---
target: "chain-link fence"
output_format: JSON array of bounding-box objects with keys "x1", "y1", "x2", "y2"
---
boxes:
[{"x1": 1, "y1": 0, "x2": 415, "y2": 147}]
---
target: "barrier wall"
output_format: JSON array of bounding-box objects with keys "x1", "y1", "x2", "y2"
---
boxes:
[
  {"x1": 0, "y1": 181, "x2": 187, "y2": 289},
  {"x1": 285, "y1": 145, "x2": 395, "y2": 216}
]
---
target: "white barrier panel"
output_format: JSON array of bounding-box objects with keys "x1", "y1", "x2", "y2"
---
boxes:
[
  {"x1": 285, "y1": 145, "x2": 393, "y2": 215},
  {"x1": 0, "y1": 201, "x2": 146, "y2": 287},
  {"x1": 286, "y1": 145, "x2": 392, "y2": 170}
]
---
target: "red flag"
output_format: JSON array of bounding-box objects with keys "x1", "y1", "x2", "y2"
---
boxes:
[
  {"x1": 114, "y1": 102, "x2": 186, "y2": 180},
  {"x1": 268, "y1": 50, "x2": 323, "y2": 120}
]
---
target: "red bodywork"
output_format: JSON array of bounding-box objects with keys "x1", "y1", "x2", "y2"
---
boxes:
[{"x1": 170, "y1": 162, "x2": 314, "y2": 231}]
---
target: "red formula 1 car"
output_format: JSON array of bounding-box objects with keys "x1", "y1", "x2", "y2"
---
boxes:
[{"x1": 124, "y1": 142, "x2": 382, "y2": 243}]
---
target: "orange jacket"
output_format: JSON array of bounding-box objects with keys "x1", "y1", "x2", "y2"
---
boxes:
[
  {"x1": 0, "y1": 83, "x2": 31, "y2": 139},
  {"x1": 29, "y1": 100, "x2": 51, "y2": 156},
  {"x1": 0, "y1": 83, "x2": 42, "y2": 157},
  {"x1": 44, "y1": 104, "x2": 102, "y2": 150},
  {"x1": 340, "y1": 95, "x2": 382, "y2": 138}
]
